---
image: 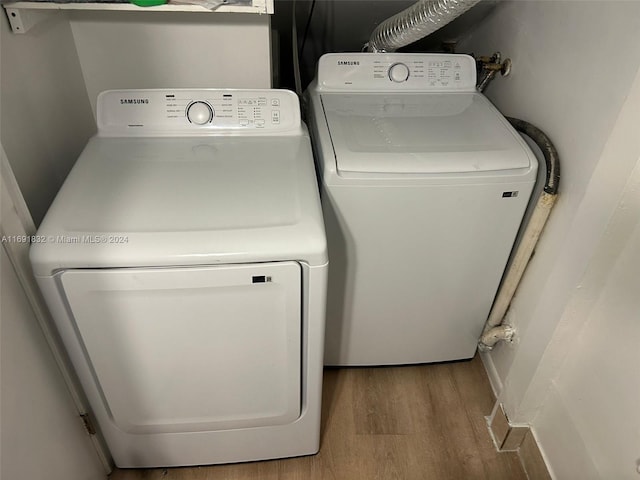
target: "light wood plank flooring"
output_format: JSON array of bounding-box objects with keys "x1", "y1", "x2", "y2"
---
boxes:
[{"x1": 110, "y1": 356, "x2": 525, "y2": 480}]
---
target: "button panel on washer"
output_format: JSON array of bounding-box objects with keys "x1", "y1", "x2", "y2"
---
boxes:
[{"x1": 318, "y1": 53, "x2": 477, "y2": 92}]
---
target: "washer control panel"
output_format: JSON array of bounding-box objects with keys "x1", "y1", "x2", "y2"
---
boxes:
[
  {"x1": 317, "y1": 53, "x2": 477, "y2": 92},
  {"x1": 97, "y1": 89, "x2": 301, "y2": 136}
]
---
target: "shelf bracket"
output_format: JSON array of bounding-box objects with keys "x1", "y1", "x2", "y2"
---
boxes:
[{"x1": 4, "y1": 6, "x2": 55, "y2": 34}]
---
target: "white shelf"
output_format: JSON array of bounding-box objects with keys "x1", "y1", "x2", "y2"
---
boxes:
[
  {"x1": 3, "y1": 0, "x2": 272, "y2": 32},
  {"x1": 4, "y1": 1, "x2": 271, "y2": 12}
]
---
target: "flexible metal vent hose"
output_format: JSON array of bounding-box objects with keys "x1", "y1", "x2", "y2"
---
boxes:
[{"x1": 367, "y1": 0, "x2": 482, "y2": 53}]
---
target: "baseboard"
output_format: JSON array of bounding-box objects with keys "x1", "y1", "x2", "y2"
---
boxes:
[
  {"x1": 479, "y1": 350, "x2": 503, "y2": 397},
  {"x1": 487, "y1": 403, "x2": 552, "y2": 480},
  {"x1": 487, "y1": 403, "x2": 528, "y2": 452},
  {"x1": 519, "y1": 429, "x2": 553, "y2": 480}
]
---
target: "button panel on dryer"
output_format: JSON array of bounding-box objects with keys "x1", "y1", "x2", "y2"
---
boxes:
[
  {"x1": 164, "y1": 93, "x2": 285, "y2": 129},
  {"x1": 97, "y1": 89, "x2": 300, "y2": 135}
]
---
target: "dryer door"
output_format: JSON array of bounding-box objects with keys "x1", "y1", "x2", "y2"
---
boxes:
[{"x1": 60, "y1": 261, "x2": 301, "y2": 434}]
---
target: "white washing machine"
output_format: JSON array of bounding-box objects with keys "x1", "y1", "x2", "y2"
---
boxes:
[
  {"x1": 306, "y1": 53, "x2": 537, "y2": 366},
  {"x1": 30, "y1": 89, "x2": 328, "y2": 467}
]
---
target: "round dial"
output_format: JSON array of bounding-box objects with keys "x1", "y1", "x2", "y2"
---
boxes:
[
  {"x1": 186, "y1": 101, "x2": 213, "y2": 125},
  {"x1": 388, "y1": 63, "x2": 410, "y2": 83}
]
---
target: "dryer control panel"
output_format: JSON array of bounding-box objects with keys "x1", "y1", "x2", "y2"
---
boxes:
[
  {"x1": 97, "y1": 89, "x2": 301, "y2": 136},
  {"x1": 317, "y1": 53, "x2": 477, "y2": 93}
]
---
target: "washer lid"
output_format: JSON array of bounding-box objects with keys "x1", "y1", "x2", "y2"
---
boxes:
[
  {"x1": 321, "y1": 93, "x2": 533, "y2": 174},
  {"x1": 31, "y1": 135, "x2": 327, "y2": 274}
]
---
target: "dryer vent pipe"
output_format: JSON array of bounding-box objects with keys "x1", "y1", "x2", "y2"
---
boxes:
[{"x1": 367, "y1": 0, "x2": 482, "y2": 53}]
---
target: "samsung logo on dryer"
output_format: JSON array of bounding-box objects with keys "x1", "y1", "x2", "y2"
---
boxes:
[
  {"x1": 120, "y1": 99, "x2": 150, "y2": 105},
  {"x1": 337, "y1": 60, "x2": 360, "y2": 66}
]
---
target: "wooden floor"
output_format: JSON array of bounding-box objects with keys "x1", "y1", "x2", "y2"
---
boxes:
[{"x1": 110, "y1": 356, "x2": 526, "y2": 480}]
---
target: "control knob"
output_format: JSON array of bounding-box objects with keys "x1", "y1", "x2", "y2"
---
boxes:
[
  {"x1": 388, "y1": 63, "x2": 410, "y2": 83},
  {"x1": 186, "y1": 101, "x2": 214, "y2": 125}
]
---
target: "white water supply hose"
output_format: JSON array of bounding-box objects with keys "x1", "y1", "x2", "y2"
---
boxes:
[
  {"x1": 367, "y1": 0, "x2": 482, "y2": 53},
  {"x1": 479, "y1": 192, "x2": 557, "y2": 349},
  {"x1": 479, "y1": 118, "x2": 560, "y2": 350}
]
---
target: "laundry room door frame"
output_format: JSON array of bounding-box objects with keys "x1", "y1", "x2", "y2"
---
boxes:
[{"x1": 1, "y1": 145, "x2": 112, "y2": 473}]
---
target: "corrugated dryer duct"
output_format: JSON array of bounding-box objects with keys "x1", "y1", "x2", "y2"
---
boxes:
[{"x1": 366, "y1": 0, "x2": 483, "y2": 53}]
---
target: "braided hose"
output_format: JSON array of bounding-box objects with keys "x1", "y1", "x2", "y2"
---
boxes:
[{"x1": 367, "y1": 0, "x2": 482, "y2": 53}]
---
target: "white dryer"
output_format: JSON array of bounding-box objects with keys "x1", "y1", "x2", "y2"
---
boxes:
[
  {"x1": 30, "y1": 89, "x2": 328, "y2": 467},
  {"x1": 306, "y1": 53, "x2": 537, "y2": 366}
]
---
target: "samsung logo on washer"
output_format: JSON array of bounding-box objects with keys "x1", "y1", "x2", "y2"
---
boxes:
[
  {"x1": 120, "y1": 99, "x2": 150, "y2": 105},
  {"x1": 337, "y1": 60, "x2": 360, "y2": 66}
]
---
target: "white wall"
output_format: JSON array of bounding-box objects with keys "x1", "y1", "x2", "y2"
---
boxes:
[
  {"x1": 1, "y1": 243, "x2": 106, "y2": 480},
  {"x1": 459, "y1": 1, "x2": 640, "y2": 477},
  {"x1": 1, "y1": 11, "x2": 96, "y2": 225},
  {"x1": 532, "y1": 71, "x2": 640, "y2": 479},
  {"x1": 68, "y1": 11, "x2": 272, "y2": 116}
]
